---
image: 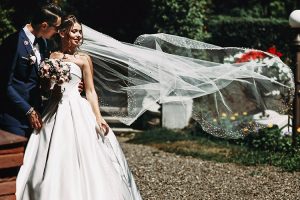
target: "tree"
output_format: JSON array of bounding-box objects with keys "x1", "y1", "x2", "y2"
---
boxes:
[
  {"x1": 210, "y1": 0, "x2": 297, "y2": 18},
  {"x1": 0, "y1": 5, "x2": 16, "y2": 45},
  {"x1": 149, "y1": 0, "x2": 211, "y2": 41},
  {"x1": 61, "y1": 0, "x2": 151, "y2": 42}
]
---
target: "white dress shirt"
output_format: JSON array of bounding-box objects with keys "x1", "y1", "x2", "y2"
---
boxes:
[{"x1": 23, "y1": 25, "x2": 42, "y2": 65}]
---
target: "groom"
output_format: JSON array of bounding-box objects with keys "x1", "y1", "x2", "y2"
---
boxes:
[{"x1": 0, "y1": 3, "x2": 63, "y2": 137}]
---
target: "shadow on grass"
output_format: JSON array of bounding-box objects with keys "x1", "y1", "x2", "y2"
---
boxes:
[{"x1": 127, "y1": 128, "x2": 300, "y2": 172}]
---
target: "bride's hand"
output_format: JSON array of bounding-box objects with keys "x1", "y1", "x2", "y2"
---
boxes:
[
  {"x1": 78, "y1": 81, "x2": 84, "y2": 94},
  {"x1": 97, "y1": 118, "x2": 109, "y2": 136}
]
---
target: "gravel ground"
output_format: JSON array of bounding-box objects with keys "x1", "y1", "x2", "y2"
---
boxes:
[{"x1": 118, "y1": 137, "x2": 300, "y2": 200}]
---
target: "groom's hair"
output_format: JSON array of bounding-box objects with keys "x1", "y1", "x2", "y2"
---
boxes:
[{"x1": 31, "y1": 3, "x2": 63, "y2": 28}]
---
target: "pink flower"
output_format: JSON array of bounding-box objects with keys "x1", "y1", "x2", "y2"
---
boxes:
[{"x1": 38, "y1": 58, "x2": 71, "y2": 91}]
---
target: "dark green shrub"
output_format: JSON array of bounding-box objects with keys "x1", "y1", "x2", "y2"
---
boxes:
[
  {"x1": 149, "y1": 0, "x2": 211, "y2": 40},
  {"x1": 210, "y1": 0, "x2": 297, "y2": 18},
  {"x1": 206, "y1": 16, "x2": 294, "y2": 64},
  {"x1": 0, "y1": 6, "x2": 16, "y2": 45},
  {"x1": 244, "y1": 126, "x2": 298, "y2": 152}
]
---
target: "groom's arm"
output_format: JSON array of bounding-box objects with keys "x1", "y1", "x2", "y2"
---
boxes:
[
  {"x1": 0, "y1": 33, "x2": 31, "y2": 115},
  {"x1": 6, "y1": 85, "x2": 31, "y2": 115},
  {"x1": 1, "y1": 33, "x2": 42, "y2": 130}
]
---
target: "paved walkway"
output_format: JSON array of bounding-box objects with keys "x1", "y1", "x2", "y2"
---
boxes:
[{"x1": 119, "y1": 137, "x2": 300, "y2": 200}]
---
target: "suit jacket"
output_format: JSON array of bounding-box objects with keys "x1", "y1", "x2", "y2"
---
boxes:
[{"x1": 0, "y1": 29, "x2": 48, "y2": 129}]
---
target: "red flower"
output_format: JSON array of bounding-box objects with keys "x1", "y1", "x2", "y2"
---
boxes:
[
  {"x1": 235, "y1": 46, "x2": 283, "y2": 63},
  {"x1": 267, "y1": 47, "x2": 283, "y2": 58},
  {"x1": 236, "y1": 51, "x2": 266, "y2": 63}
]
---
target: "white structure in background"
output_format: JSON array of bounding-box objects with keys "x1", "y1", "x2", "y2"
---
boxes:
[
  {"x1": 160, "y1": 95, "x2": 292, "y2": 134},
  {"x1": 141, "y1": 95, "x2": 193, "y2": 129},
  {"x1": 289, "y1": 10, "x2": 300, "y2": 28},
  {"x1": 253, "y1": 110, "x2": 292, "y2": 136},
  {"x1": 162, "y1": 97, "x2": 193, "y2": 129}
]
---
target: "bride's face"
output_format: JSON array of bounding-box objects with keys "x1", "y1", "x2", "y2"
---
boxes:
[{"x1": 67, "y1": 22, "x2": 83, "y2": 48}]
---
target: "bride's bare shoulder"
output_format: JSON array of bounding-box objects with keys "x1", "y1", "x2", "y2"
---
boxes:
[
  {"x1": 78, "y1": 52, "x2": 93, "y2": 70},
  {"x1": 77, "y1": 52, "x2": 89, "y2": 57},
  {"x1": 50, "y1": 51, "x2": 63, "y2": 59},
  {"x1": 78, "y1": 52, "x2": 92, "y2": 61}
]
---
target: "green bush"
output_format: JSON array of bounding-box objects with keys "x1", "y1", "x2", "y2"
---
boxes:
[
  {"x1": 244, "y1": 126, "x2": 294, "y2": 152},
  {"x1": 0, "y1": 6, "x2": 16, "y2": 45},
  {"x1": 210, "y1": 0, "x2": 297, "y2": 18},
  {"x1": 206, "y1": 16, "x2": 294, "y2": 64},
  {"x1": 149, "y1": 0, "x2": 211, "y2": 41}
]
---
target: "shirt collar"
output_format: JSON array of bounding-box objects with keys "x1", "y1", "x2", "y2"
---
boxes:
[{"x1": 23, "y1": 24, "x2": 36, "y2": 45}]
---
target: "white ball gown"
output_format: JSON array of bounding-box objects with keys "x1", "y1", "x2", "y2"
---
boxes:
[{"x1": 16, "y1": 62, "x2": 142, "y2": 200}]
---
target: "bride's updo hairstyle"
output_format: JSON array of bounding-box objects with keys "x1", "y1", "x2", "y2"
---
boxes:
[
  {"x1": 50, "y1": 15, "x2": 83, "y2": 52},
  {"x1": 60, "y1": 15, "x2": 82, "y2": 39}
]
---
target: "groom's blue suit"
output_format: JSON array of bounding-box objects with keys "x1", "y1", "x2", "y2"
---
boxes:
[{"x1": 0, "y1": 29, "x2": 48, "y2": 136}]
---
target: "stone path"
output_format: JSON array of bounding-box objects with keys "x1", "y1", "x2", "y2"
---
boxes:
[{"x1": 119, "y1": 137, "x2": 300, "y2": 200}]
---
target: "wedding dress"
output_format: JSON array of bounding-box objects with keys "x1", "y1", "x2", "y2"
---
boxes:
[{"x1": 16, "y1": 62, "x2": 142, "y2": 200}]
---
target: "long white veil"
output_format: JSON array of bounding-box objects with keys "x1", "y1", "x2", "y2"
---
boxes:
[{"x1": 80, "y1": 25, "x2": 294, "y2": 138}]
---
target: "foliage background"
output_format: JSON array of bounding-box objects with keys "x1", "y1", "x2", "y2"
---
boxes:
[
  {"x1": 0, "y1": 0, "x2": 298, "y2": 45},
  {"x1": 0, "y1": 0, "x2": 16, "y2": 44}
]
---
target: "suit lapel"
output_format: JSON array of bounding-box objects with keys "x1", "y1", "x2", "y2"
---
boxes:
[
  {"x1": 20, "y1": 29, "x2": 33, "y2": 56},
  {"x1": 20, "y1": 30, "x2": 39, "y2": 71}
]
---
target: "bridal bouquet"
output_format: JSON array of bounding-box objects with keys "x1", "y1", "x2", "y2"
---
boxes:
[{"x1": 39, "y1": 58, "x2": 71, "y2": 87}]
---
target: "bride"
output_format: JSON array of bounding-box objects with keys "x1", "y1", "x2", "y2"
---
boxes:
[
  {"x1": 16, "y1": 15, "x2": 142, "y2": 200},
  {"x1": 15, "y1": 11, "x2": 294, "y2": 200}
]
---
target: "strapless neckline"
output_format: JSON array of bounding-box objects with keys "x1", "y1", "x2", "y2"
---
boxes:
[
  {"x1": 62, "y1": 61, "x2": 81, "y2": 69},
  {"x1": 63, "y1": 62, "x2": 82, "y2": 79}
]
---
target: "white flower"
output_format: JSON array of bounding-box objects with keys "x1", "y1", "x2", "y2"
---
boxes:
[
  {"x1": 277, "y1": 62, "x2": 283, "y2": 69},
  {"x1": 278, "y1": 74, "x2": 284, "y2": 81},
  {"x1": 271, "y1": 90, "x2": 280, "y2": 96},
  {"x1": 29, "y1": 55, "x2": 37, "y2": 65},
  {"x1": 263, "y1": 57, "x2": 275, "y2": 67},
  {"x1": 282, "y1": 67, "x2": 290, "y2": 74},
  {"x1": 224, "y1": 56, "x2": 234, "y2": 63},
  {"x1": 234, "y1": 52, "x2": 243, "y2": 59},
  {"x1": 262, "y1": 57, "x2": 270, "y2": 63},
  {"x1": 224, "y1": 50, "x2": 294, "y2": 92}
]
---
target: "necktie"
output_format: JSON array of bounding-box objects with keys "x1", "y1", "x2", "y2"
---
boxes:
[{"x1": 33, "y1": 37, "x2": 39, "y2": 46}]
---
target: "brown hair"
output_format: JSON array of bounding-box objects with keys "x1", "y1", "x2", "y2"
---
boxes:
[
  {"x1": 59, "y1": 15, "x2": 81, "y2": 34},
  {"x1": 50, "y1": 15, "x2": 83, "y2": 52}
]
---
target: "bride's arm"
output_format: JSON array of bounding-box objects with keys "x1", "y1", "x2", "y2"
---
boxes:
[
  {"x1": 81, "y1": 56, "x2": 109, "y2": 134},
  {"x1": 77, "y1": 53, "x2": 93, "y2": 95}
]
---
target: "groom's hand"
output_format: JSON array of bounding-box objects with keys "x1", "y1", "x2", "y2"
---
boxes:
[{"x1": 28, "y1": 110, "x2": 43, "y2": 131}]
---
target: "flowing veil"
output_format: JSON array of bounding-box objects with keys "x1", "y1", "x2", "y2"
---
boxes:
[{"x1": 80, "y1": 25, "x2": 294, "y2": 138}]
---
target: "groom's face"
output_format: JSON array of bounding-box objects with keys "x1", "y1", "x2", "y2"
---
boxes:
[{"x1": 42, "y1": 17, "x2": 62, "y2": 39}]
